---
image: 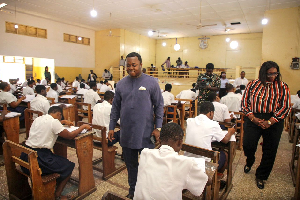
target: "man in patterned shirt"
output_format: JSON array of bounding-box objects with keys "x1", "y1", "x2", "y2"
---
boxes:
[{"x1": 196, "y1": 63, "x2": 221, "y2": 103}]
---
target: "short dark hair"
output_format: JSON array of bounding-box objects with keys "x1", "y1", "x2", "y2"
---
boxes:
[
  {"x1": 226, "y1": 83, "x2": 234, "y2": 92},
  {"x1": 104, "y1": 80, "x2": 108, "y2": 84},
  {"x1": 50, "y1": 83, "x2": 57, "y2": 89},
  {"x1": 76, "y1": 77, "x2": 79, "y2": 81},
  {"x1": 90, "y1": 82, "x2": 96, "y2": 88},
  {"x1": 27, "y1": 80, "x2": 34, "y2": 85},
  {"x1": 208, "y1": 92, "x2": 217, "y2": 102},
  {"x1": 240, "y1": 85, "x2": 246, "y2": 90},
  {"x1": 206, "y1": 63, "x2": 214, "y2": 70},
  {"x1": 80, "y1": 83, "x2": 85, "y2": 88},
  {"x1": 297, "y1": 90, "x2": 300, "y2": 98},
  {"x1": 56, "y1": 78, "x2": 61, "y2": 83},
  {"x1": 35, "y1": 85, "x2": 46, "y2": 94},
  {"x1": 241, "y1": 71, "x2": 245, "y2": 74},
  {"x1": 235, "y1": 89, "x2": 242, "y2": 95},
  {"x1": 100, "y1": 81, "x2": 104, "y2": 84},
  {"x1": 192, "y1": 83, "x2": 196, "y2": 88},
  {"x1": 37, "y1": 79, "x2": 41, "y2": 82},
  {"x1": 0, "y1": 82, "x2": 8, "y2": 90},
  {"x1": 48, "y1": 106, "x2": 63, "y2": 115},
  {"x1": 199, "y1": 101, "x2": 214, "y2": 114},
  {"x1": 165, "y1": 83, "x2": 172, "y2": 91},
  {"x1": 104, "y1": 91, "x2": 114, "y2": 101},
  {"x1": 81, "y1": 79, "x2": 85, "y2": 82},
  {"x1": 191, "y1": 89, "x2": 196, "y2": 93},
  {"x1": 114, "y1": 83, "x2": 117, "y2": 88},
  {"x1": 126, "y1": 52, "x2": 142, "y2": 63},
  {"x1": 160, "y1": 123, "x2": 184, "y2": 143}
]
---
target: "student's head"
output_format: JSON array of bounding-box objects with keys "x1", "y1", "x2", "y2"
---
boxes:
[
  {"x1": 259, "y1": 61, "x2": 281, "y2": 85},
  {"x1": 0, "y1": 82, "x2": 10, "y2": 91},
  {"x1": 80, "y1": 83, "x2": 85, "y2": 89},
  {"x1": 36, "y1": 85, "x2": 47, "y2": 96},
  {"x1": 165, "y1": 83, "x2": 172, "y2": 92},
  {"x1": 178, "y1": 57, "x2": 181, "y2": 60},
  {"x1": 160, "y1": 123, "x2": 184, "y2": 152},
  {"x1": 121, "y1": 56, "x2": 123, "y2": 59},
  {"x1": 61, "y1": 77, "x2": 65, "y2": 81},
  {"x1": 185, "y1": 61, "x2": 188, "y2": 65},
  {"x1": 48, "y1": 106, "x2": 63, "y2": 120},
  {"x1": 104, "y1": 80, "x2": 108, "y2": 85},
  {"x1": 27, "y1": 80, "x2": 34, "y2": 88},
  {"x1": 192, "y1": 83, "x2": 196, "y2": 88},
  {"x1": 235, "y1": 89, "x2": 242, "y2": 95},
  {"x1": 50, "y1": 83, "x2": 58, "y2": 91},
  {"x1": 100, "y1": 81, "x2": 104, "y2": 84},
  {"x1": 45, "y1": 77, "x2": 49, "y2": 81},
  {"x1": 206, "y1": 63, "x2": 214, "y2": 77},
  {"x1": 90, "y1": 82, "x2": 97, "y2": 91},
  {"x1": 241, "y1": 71, "x2": 245, "y2": 79},
  {"x1": 27, "y1": 79, "x2": 30, "y2": 82},
  {"x1": 81, "y1": 79, "x2": 86, "y2": 83},
  {"x1": 208, "y1": 92, "x2": 217, "y2": 102},
  {"x1": 56, "y1": 78, "x2": 61, "y2": 85},
  {"x1": 226, "y1": 83, "x2": 234, "y2": 92},
  {"x1": 151, "y1": 64, "x2": 153, "y2": 67},
  {"x1": 104, "y1": 91, "x2": 115, "y2": 104},
  {"x1": 126, "y1": 52, "x2": 142, "y2": 78},
  {"x1": 199, "y1": 101, "x2": 215, "y2": 120},
  {"x1": 36, "y1": 79, "x2": 40, "y2": 83},
  {"x1": 76, "y1": 77, "x2": 79, "y2": 81},
  {"x1": 297, "y1": 90, "x2": 300, "y2": 98},
  {"x1": 30, "y1": 77, "x2": 34, "y2": 80},
  {"x1": 191, "y1": 88, "x2": 196, "y2": 93}
]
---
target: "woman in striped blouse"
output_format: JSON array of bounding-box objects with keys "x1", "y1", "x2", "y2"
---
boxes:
[{"x1": 241, "y1": 61, "x2": 291, "y2": 189}]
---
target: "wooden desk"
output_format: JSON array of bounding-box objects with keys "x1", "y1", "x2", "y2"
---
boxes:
[
  {"x1": 3, "y1": 113, "x2": 21, "y2": 144},
  {"x1": 53, "y1": 132, "x2": 96, "y2": 199},
  {"x1": 59, "y1": 95, "x2": 77, "y2": 105},
  {"x1": 176, "y1": 102, "x2": 186, "y2": 130},
  {"x1": 63, "y1": 105, "x2": 75, "y2": 122}
]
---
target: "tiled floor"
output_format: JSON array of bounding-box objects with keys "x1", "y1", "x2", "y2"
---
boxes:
[{"x1": 0, "y1": 130, "x2": 296, "y2": 199}]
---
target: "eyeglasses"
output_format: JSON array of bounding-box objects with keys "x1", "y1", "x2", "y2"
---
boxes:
[{"x1": 267, "y1": 72, "x2": 279, "y2": 77}]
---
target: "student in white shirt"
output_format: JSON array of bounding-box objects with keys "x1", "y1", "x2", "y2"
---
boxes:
[
  {"x1": 36, "y1": 79, "x2": 42, "y2": 85},
  {"x1": 93, "y1": 91, "x2": 120, "y2": 146},
  {"x1": 234, "y1": 71, "x2": 248, "y2": 89},
  {"x1": 22, "y1": 80, "x2": 35, "y2": 95},
  {"x1": 22, "y1": 79, "x2": 30, "y2": 87},
  {"x1": 292, "y1": 91, "x2": 300, "y2": 109},
  {"x1": 60, "y1": 77, "x2": 66, "y2": 89},
  {"x1": 83, "y1": 82, "x2": 101, "y2": 110},
  {"x1": 219, "y1": 72, "x2": 229, "y2": 98},
  {"x1": 176, "y1": 89, "x2": 197, "y2": 101},
  {"x1": 9, "y1": 80, "x2": 17, "y2": 94},
  {"x1": 76, "y1": 83, "x2": 88, "y2": 95},
  {"x1": 134, "y1": 123, "x2": 209, "y2": 200},
  {"x1": 47, "y1": 83, "x2": 59, "y2": 103},
  {"x1": 185, "y1": 102, "x2": 235, "y2": 185},
  {"x1": 77, "y1": 79, "x2": 90, "y2": 90},
  {"x1": 99, "y1": 80, "x2": 112, "y2": 93},
  {"x1": 220, "y1": 84, "x2": 242, "y2": 112},
  {"x1": 291, "y1": 90, "x2": 300, "y2": 104},
  {"x1": 20, "y1": 106, "x2": 91, "y2": 200},
  {"x1": 0, "y1": 82, "x2": 26, "y2": 120},
  {"x1": 72, "y1": 77, "x2": 80, "y2": 88},
  {"x1": 56, "y1": 78, "x2": 65, "y2": 94},
  {"x1": 208, "y1": 92, "x2": 231, "y2": 123},
  {"x1": 97, "y1": 81, "x2": 103, "y2": 90},
  {"x1": 30, "y1": 85, "x2": 50, "y2": 119},
  {"x1": 41, "y1": 77, "x2": 50, "y2": 86},
  {"x1": 162, "y1": 83, "x2": 174, "y2": 107}
]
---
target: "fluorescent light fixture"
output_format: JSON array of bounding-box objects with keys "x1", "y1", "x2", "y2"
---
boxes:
[
  {"x1": 0, "y1": 3, "x2": 7, "y2": 8},
  {"x1": 226, "y1": 38, "x2": 230, "y2": 42},
  {"x1": 14, "y1": 24, "x2": 18, "y2": 29},
  {"x1": 90, "y1": 9, "x2": 97, "y2": 17},
  {"x1": 148, "y1": 31, "x2": 153, "y2": 36},
  {"x1": 162, "y1": 42, "x2": 166, "y2": 47},
  {"x1": 78, "y1": 37, "x2": 82, "y2": 40},
  {"x1": 262, "y1": 18, "x2": 268, "y2": 25},
  {"x1": 230, "y1": 41, "x2": 238, "y2": 49},
  {"x1": 225, "y1": 28, "x2": 231, "y2": 33}
]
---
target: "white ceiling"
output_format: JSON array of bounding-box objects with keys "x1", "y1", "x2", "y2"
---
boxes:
[{"x1": 2, "y1": 0, "x2": 300, "y2": 38}]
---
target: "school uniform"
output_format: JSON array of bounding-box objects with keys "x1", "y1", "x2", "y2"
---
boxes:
[
  {"x1": 97, "y1": 83, "x2": 103, "y2": 90},
  {"x1": 134, "y1": 145, "x2": 208, "y2": 200},
  {"x1": 293, "y1": 98, "x2": 300, "y2": 109},
  {"x1": 22, "y1": 87, "x2": 35, "y2": 95},
  {"x1": 220, "y1": 92, "x2": 242, "y2": 112},
  {"x1": 162, "y1": 91, "x2": 174, "y2": 107},
  {"x1": 212, "y1": 101, "x2": 231, "y2": 122},
  {"x1": 99, "y1": 84, "x2": 111, "y2": 93},
  {"x1": 72, "y1": 80, "x2": 79, "y2": 88},
  {"x1": 46, "y1": 88, "x2": 59, "y2": 103},
  {"x1": 76, "y1": 88, "x2": 88, "y2": 95},
  {"x1": 20, "y1": 114, "x2": 75, "y2": 182},
  {"x1": 9, "y1": 84, "x2": 17, "y2": 94},
  {"x1": 57, "y1": 84, "x2": 63, "y2": 93},
  {"x1": 41, "y1": 79, "x2": 47, "y2": 85},
  {"x1": 0, "y1": 91, "x2": 26, "y2": 120},
  {"x1": 30, "y1": 94, "x2": 50, "y2": 119},
  {"x1": 83, "y1": 89, "x2": 101, "y2": 110}
]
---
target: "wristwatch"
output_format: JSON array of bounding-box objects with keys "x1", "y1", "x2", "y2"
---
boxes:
[
  {"x1": 267, "y1": 120, "x2": 272, "y2": 125},
  {"x1": 156, "y1": 128, "x2": 161, "y2": 131}
]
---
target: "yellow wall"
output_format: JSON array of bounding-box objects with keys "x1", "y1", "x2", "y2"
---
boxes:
[
  {"x1": 55, "y1": 66, "x2": 82, "y2": 82},
  {"x1": 32, "y1": 58, "x2": 54, "y2": 82},
  {"x1": 262, "y1": 7, "x2": 300, "y2": 94}
]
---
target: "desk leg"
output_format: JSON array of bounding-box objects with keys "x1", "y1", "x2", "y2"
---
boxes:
[
  {"x1": 70, "y1": 107, "x2": 75, "y2": 122},
  {"x1": 180, "y1": 106, "x2": 185, "y2": 130},
  {"x1": 75, "y1": 134, "x2": 96, "y2": 198},
  {"x1": 3, "y1": 117, "x2": 20, "y2": 144},
  {"x1": 53, "y1": 143, "x2": 68, "y2": 158}
]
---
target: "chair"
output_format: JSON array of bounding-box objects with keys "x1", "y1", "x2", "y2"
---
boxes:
[
  {"x1": 181, "y1": 143, "x2": 220, "y2": 200},
  {"x1": 175, "y1": 98, "x2": 193, "y2": 118},
  {"x1": 294, "y1": 144, "x2": 300, "y2": 199},
  {"x1": 290, "y1": 122, "x2": 300, "y2": 186},
  {"x1": 3, "y1": 140, "x2": 60, "y2": 200},
  {"x1": 77, "y1": 121, "x2": 126, "y2": 180},
  {"x1": 46, "y1": 97, "x2": 55, "y2": 105},
  {"x1": 76, "y1": 94, "x2": 84, "y2": 102},
  {"x1": 289, "y1": 109, "x2": 300, "y2": 143},
  {"x1": 165, "y1": 105, "x2": 179, "y2": 123},
  {"x1": 24, "y1": 109, "x2": 43, "y2": 139},
  {"x1": 0, "y1": 103, "x2": 8, "y2": 111},
  {"x1": 75, "y1": 102, "x2": 92, "y2": 124},
  {"x1": 232, "y1": 111, "x2": 245, "y2": 150}
]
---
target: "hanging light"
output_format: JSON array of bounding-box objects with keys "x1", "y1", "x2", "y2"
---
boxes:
[
  {"x1": 148, "y1": 31, "x2": 153, "y2": 36},
  {"x1": 90, "y1": 0, "x2": 97, "y2": 17},
  {"x1": 226, "y1": 38, "x2": 230, "y2": 42},
  {"x1": 78, "y1": 37, "x2": 82, "y2": 40},
  {"x1": 162, "y1": 42, "x2": 166, "y2": 46},
  {"x1": 230, "y1": 41, "x2": 238, "y2": 49},
  {"x1": 262, "y1": 18, "x2": 268, "y2": 25},
  {"x1": 174, "y1": 38, "x2": 180, "y2": 51}
]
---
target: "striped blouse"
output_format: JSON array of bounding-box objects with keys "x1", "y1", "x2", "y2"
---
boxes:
[{"x1": 241, "y1": 79, "x2": 291, "y2": 122}]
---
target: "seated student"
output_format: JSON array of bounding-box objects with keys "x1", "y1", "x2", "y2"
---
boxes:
[
  {"x1": 162, "y1": 83, "x2": 174, "y2": 107},
  {"x1": 99, "y1": 80, "x2": 112, "y2": 93},
  {"x1": 47, "y1": 83, "x2": 59, "y2": 103},
  {"x1": 77, "y1": 79, "x2": 90, "y2": 90},
  {"x1": 208, "y1": 92, "x2": 232, "y2": 123},
  {"x1": 30, "y1": 85, "x2": 50, "y2": 119},
  {"x1": 185, "y1": 101, "x2": 235, "y2": 188},
  {"x1": 56, "y1": 78, "x2": 64, "y2": 94},
  {"x1": 292, "y1": 90, "x2": 300, "y2": 109},
  {"x1": 176, "y1": 88, "x2": 197, "y2": 111},
  {"x1": 36, "y1": 79, "x2": 41, "y2": 85},
  {"x1": 61, "y1": 77, "x2": 66, "y2": 89},
  {"x1": 72, "y1": 77, "x2": 80, "y2": 88},
  {"x1": 93, "y1": 91, "x2": 120, "y2": 146},
  {"x1": 97, "y1": 80, "x2": 103, "y2": 90},
  {"x1": 9, "y1": 80, "x2": 17, "y2": 94},
  {"x1": 20, "y1": 106, "x2": 91, "y2": 200},
  {"x1": 220, "y1": 83, "x2": 242, "y2": 112},
  {"x1": 76, "y1": 83, "x2": 88, "y2": 95},
  {"x1": 83, "y1": 82, "x2": 101, "y2": 110},
  {"x1": 22, "y1": 80, "x2": 35, "y2": 95},
  {"x1": 41, "y1": 77, "x2": 50, "y2": 86},
  {"x1": 134, "y1": 123, "x2": 208, "y2": 200},
  {"x1": 22, "y1": 79, "x2": 30, "y2": 87},
  {"x1": 0, "y1": 82, "x2": 26, "y2": 120}
]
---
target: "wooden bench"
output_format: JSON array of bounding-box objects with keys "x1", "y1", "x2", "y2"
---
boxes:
[
  {"x1": 165, "y1": 105, "x2": 179, "y2": 123},
  {"x1": 175, "y1": 98, "x2": 193, "y2": 118},
  {"x1": 289, "y1": 109, "x2": 300, "y2": 143},
  {"x1": 294, "y1": 144, "x2": 300, "y2": 200},
  {"x1": 75, "y1": 102, "x2": 92, "y2": 124},
  {"x1": 102, "y1": 191, "x2": 128, "y2": 200},
  {"x1": 232, "y1": 111, "x2": 245, "y2": 150},
  {"x1": 290, "y1": 123, "x2": 300, "y2": 186},
  {"x1": 24, "y1": 109, "x2": 43, "y2": 139},
  {"x1": 181, "y1": 143, "x2": 220, "y2": 200},
  {"x1": 77, "y1": 121, "x2": 126, "y2": 180},
  {"x1": 3, "y1": 140, "x2": 60, "y2": 200}
]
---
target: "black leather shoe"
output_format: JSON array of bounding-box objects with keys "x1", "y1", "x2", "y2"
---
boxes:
[
  {"x1": 256, "y1": 178, "x2": 264, "y2": 189},
  {"x1": 244, "y1": 165, "x2": 251, "y2": 173},
  {"x1": 126, "y1": 194, "x2": 134, "y2": 199}
]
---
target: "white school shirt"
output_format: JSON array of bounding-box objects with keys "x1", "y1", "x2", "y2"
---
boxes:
[
  {"x1": 162, "y1": 91, "x2": 174, "y2": 107},
  {"x1": 46, "y1": 88, "x2": 59, "y2": 103},
  {"x1": 185, "y1": 114, "x2": 226, "y2": 162},
  {"x1": 57, "y1": 84, "x2": 63, "y2": 93},
  {"x1": 41, "y1": 79, "x2": 47, "y2": 86},
  {"x1": 26, "y1": 114, "x2": 65, "y2": 149},
  {"x1": 76, "y1": 88, "x2": 88, "y2": 95},
  {"x1": 176, "y1": 90, "x2": 197, "y2": 100},
  {"x1": 22, "y1": 81, "x2": 28, "y2": 87},
  {"x1": 291, "y1": 95, "x2": 299, "y2": 104},
  {"x1": 212, "y1": 101, "x2": 231, "y2": 122},
  {"x1": 92, "y1": 100, "x2": 112, "y2": 137},
  {"x1": 134, "y1": 145, "x2": 208, "y2": 200},
  {"x1": 30, "y1": 94, "x2": 51, "y2": 119},
  {"x1": 22, "y1": 87, "x2": 34, "y2": 95},
  {"x1": 0, "y1": 91, "x2": 17, "y2": 107},
  {"x1": 61, "y1": 82, "x2": 66, "y2": 89},
  {"x1": 84, "y1": 89, "x2": 101, "y2": 109},
  {"x1": 77, "y1": 83, "x2": 90, "y2": 90},
  {"x1": 97, "y1": 83, "x2": 103, "y2": 90},
  {"x1": 10, "y1": 84, "x2": 17, "y2": 94},
  {"x1": 72, "y1": 80, "x2": 79, "y2": 88},
  {"x1": 234, "y1": 77, "x2": 248, "y2": 88},
  {"x1": 99, "y1": 84, "x2": 111, "y2": 93},
  {"x1": 220, "y1": 92, "x2": 242, "y2": 112},
  {"x1": 292, "y1": 98, "x2": 300, "y2": 109}
]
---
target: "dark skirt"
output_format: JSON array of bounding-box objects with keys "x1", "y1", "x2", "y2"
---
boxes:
[{"x1": 20, "y1": 145, "x2": 75, "y2": 182}]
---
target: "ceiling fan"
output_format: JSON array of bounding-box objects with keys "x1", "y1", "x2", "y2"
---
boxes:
[
  {"x1": 156, "y1": 31, "x2": 167, "y2": 38},
  {"x1": 106, "y1": 13, "x2": 120, "y2": 37},
  {"x1": 187, "y1": 0, "x2": 217, "y2": 29}
]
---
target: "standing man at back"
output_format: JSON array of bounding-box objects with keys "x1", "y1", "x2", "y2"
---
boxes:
[
  {"x1": 109, "y1": 52, "x2": 164, "y2": 199},
  {"x1": 234, "y1": 71, "x2": 248, "y2": 89}
]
